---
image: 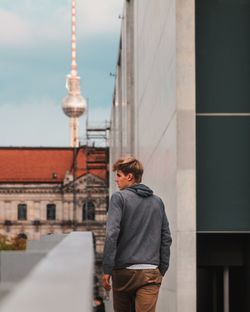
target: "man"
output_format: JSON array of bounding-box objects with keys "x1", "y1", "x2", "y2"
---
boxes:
[{"x1": 102, "y1": 156, "x2": 172, "y2": 312}]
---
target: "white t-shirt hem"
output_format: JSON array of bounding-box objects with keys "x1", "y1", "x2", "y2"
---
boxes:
[{"x1": 126, "y1": 264, "x2": 158, "y2": 269}]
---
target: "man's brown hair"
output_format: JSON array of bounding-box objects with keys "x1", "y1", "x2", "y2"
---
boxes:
[{"x1": 113, "y1": 156, "x2": 144, "y2": 183}]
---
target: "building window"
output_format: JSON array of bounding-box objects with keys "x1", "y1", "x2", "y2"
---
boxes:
[
  {"x1": 18, "y1": 233, "x2": 28, "y2": 240},
  {"x1": 47, "y1": 204, "x2": 56, "y2": 220},
  {"x1": 83, "y1": 200, "x2": 95, "y2": 221},
  {"x1": 18, "y1": 204, "x2": 27, "y2": 220}
]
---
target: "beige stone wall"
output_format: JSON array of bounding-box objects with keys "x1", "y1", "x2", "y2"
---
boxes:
[
  {"x1": 0, "y1": 177, "x2": 107, "y2": 251},
  {"x1": 110, "y1": 0, "x2": 196, "y2": 311}
]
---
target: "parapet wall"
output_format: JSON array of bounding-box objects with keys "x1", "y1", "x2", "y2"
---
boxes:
[{"x1": 0, "y1": 232, "x2": 94, "y2": 312}]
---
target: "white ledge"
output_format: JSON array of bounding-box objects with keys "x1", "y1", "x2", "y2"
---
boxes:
[{"x1": 0, "y1": 232, "x2": 94, "y2": 312}]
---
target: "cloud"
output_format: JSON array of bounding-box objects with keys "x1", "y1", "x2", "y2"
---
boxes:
[
  {"x1": 0, "y1": 98, "x2": 111, "y2": 146},
  {"x1": 78, "y1": 0, "x2": 123, "y2": 37},
  {"x1": 0, "y1": 1, "x2": 123, "y2": 47},
  {"x1": 0, "y1": 9, "x2": 32, "y2": 46},
  {"x1": 0, "y1": 99, "x2": 69, "y2": 146}
]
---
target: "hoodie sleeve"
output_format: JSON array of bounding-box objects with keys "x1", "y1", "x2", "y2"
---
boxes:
[
  {"x1": 159, "y1": 204, "x2": 172, "y2": 276},
  {"x1": 103, "y1": 192, "x2": 124, "y2": 274}
]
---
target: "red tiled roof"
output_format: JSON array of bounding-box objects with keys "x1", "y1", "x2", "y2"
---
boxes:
[{"x1": 0, "y1": 147, "x2": 107, "y2": 183}]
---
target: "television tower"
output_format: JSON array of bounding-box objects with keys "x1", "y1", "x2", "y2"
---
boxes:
[{"x1": 62, "y1": 0, "x2": 86, "y2": 147}]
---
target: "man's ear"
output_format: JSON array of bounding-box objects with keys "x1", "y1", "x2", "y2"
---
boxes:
[{"x1": 127, "y1": 173, "x2": 134, "y2": 181}]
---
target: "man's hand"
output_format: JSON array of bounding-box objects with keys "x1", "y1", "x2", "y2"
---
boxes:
[{"x1": 102, "y1": 274, "x2": 111, "y2": 291}]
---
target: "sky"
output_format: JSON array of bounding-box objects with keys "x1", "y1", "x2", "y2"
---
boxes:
[{"x1": 0, "y1": 0, "x2": 124, "y2": 146}]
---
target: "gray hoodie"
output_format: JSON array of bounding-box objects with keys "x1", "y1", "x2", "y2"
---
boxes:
[{"x1": 103, "y1": 184, "x2": 172, "y2": 276}]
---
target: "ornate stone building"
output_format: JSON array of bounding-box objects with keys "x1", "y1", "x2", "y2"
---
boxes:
[{"x1": 0, "y1": 146, "x2": 108, "y2": 257}]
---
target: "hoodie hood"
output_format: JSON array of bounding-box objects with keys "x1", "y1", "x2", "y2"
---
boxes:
[{"x1": 126, "y1": 183, "x2": 153, "y2": 197}]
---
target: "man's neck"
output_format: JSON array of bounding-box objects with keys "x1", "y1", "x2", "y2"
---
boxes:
[{"x1": 126, "y1": 181, "x2": 138, "y2": 188}]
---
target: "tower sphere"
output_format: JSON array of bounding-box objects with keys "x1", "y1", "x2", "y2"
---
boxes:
[{"x1": 62, "y1": 94, "x2": 87, "y2": 118}]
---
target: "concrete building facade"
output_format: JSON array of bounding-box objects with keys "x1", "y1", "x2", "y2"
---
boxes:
[
  {"x1": 111, "y1": 1, "x2": 196, "y2": 310},
  {"x1": 110, "y1": 0, "x2": 250, "y2": 311}
]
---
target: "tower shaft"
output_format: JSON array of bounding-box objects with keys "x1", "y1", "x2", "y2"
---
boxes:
[{"x1": 70, "y1": 117, "x2": 79, "y2": 147}]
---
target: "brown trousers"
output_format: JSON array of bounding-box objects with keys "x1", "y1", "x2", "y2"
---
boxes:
[{"x1": 112, "y1": 268, "x2": 162, "y2": 312}]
